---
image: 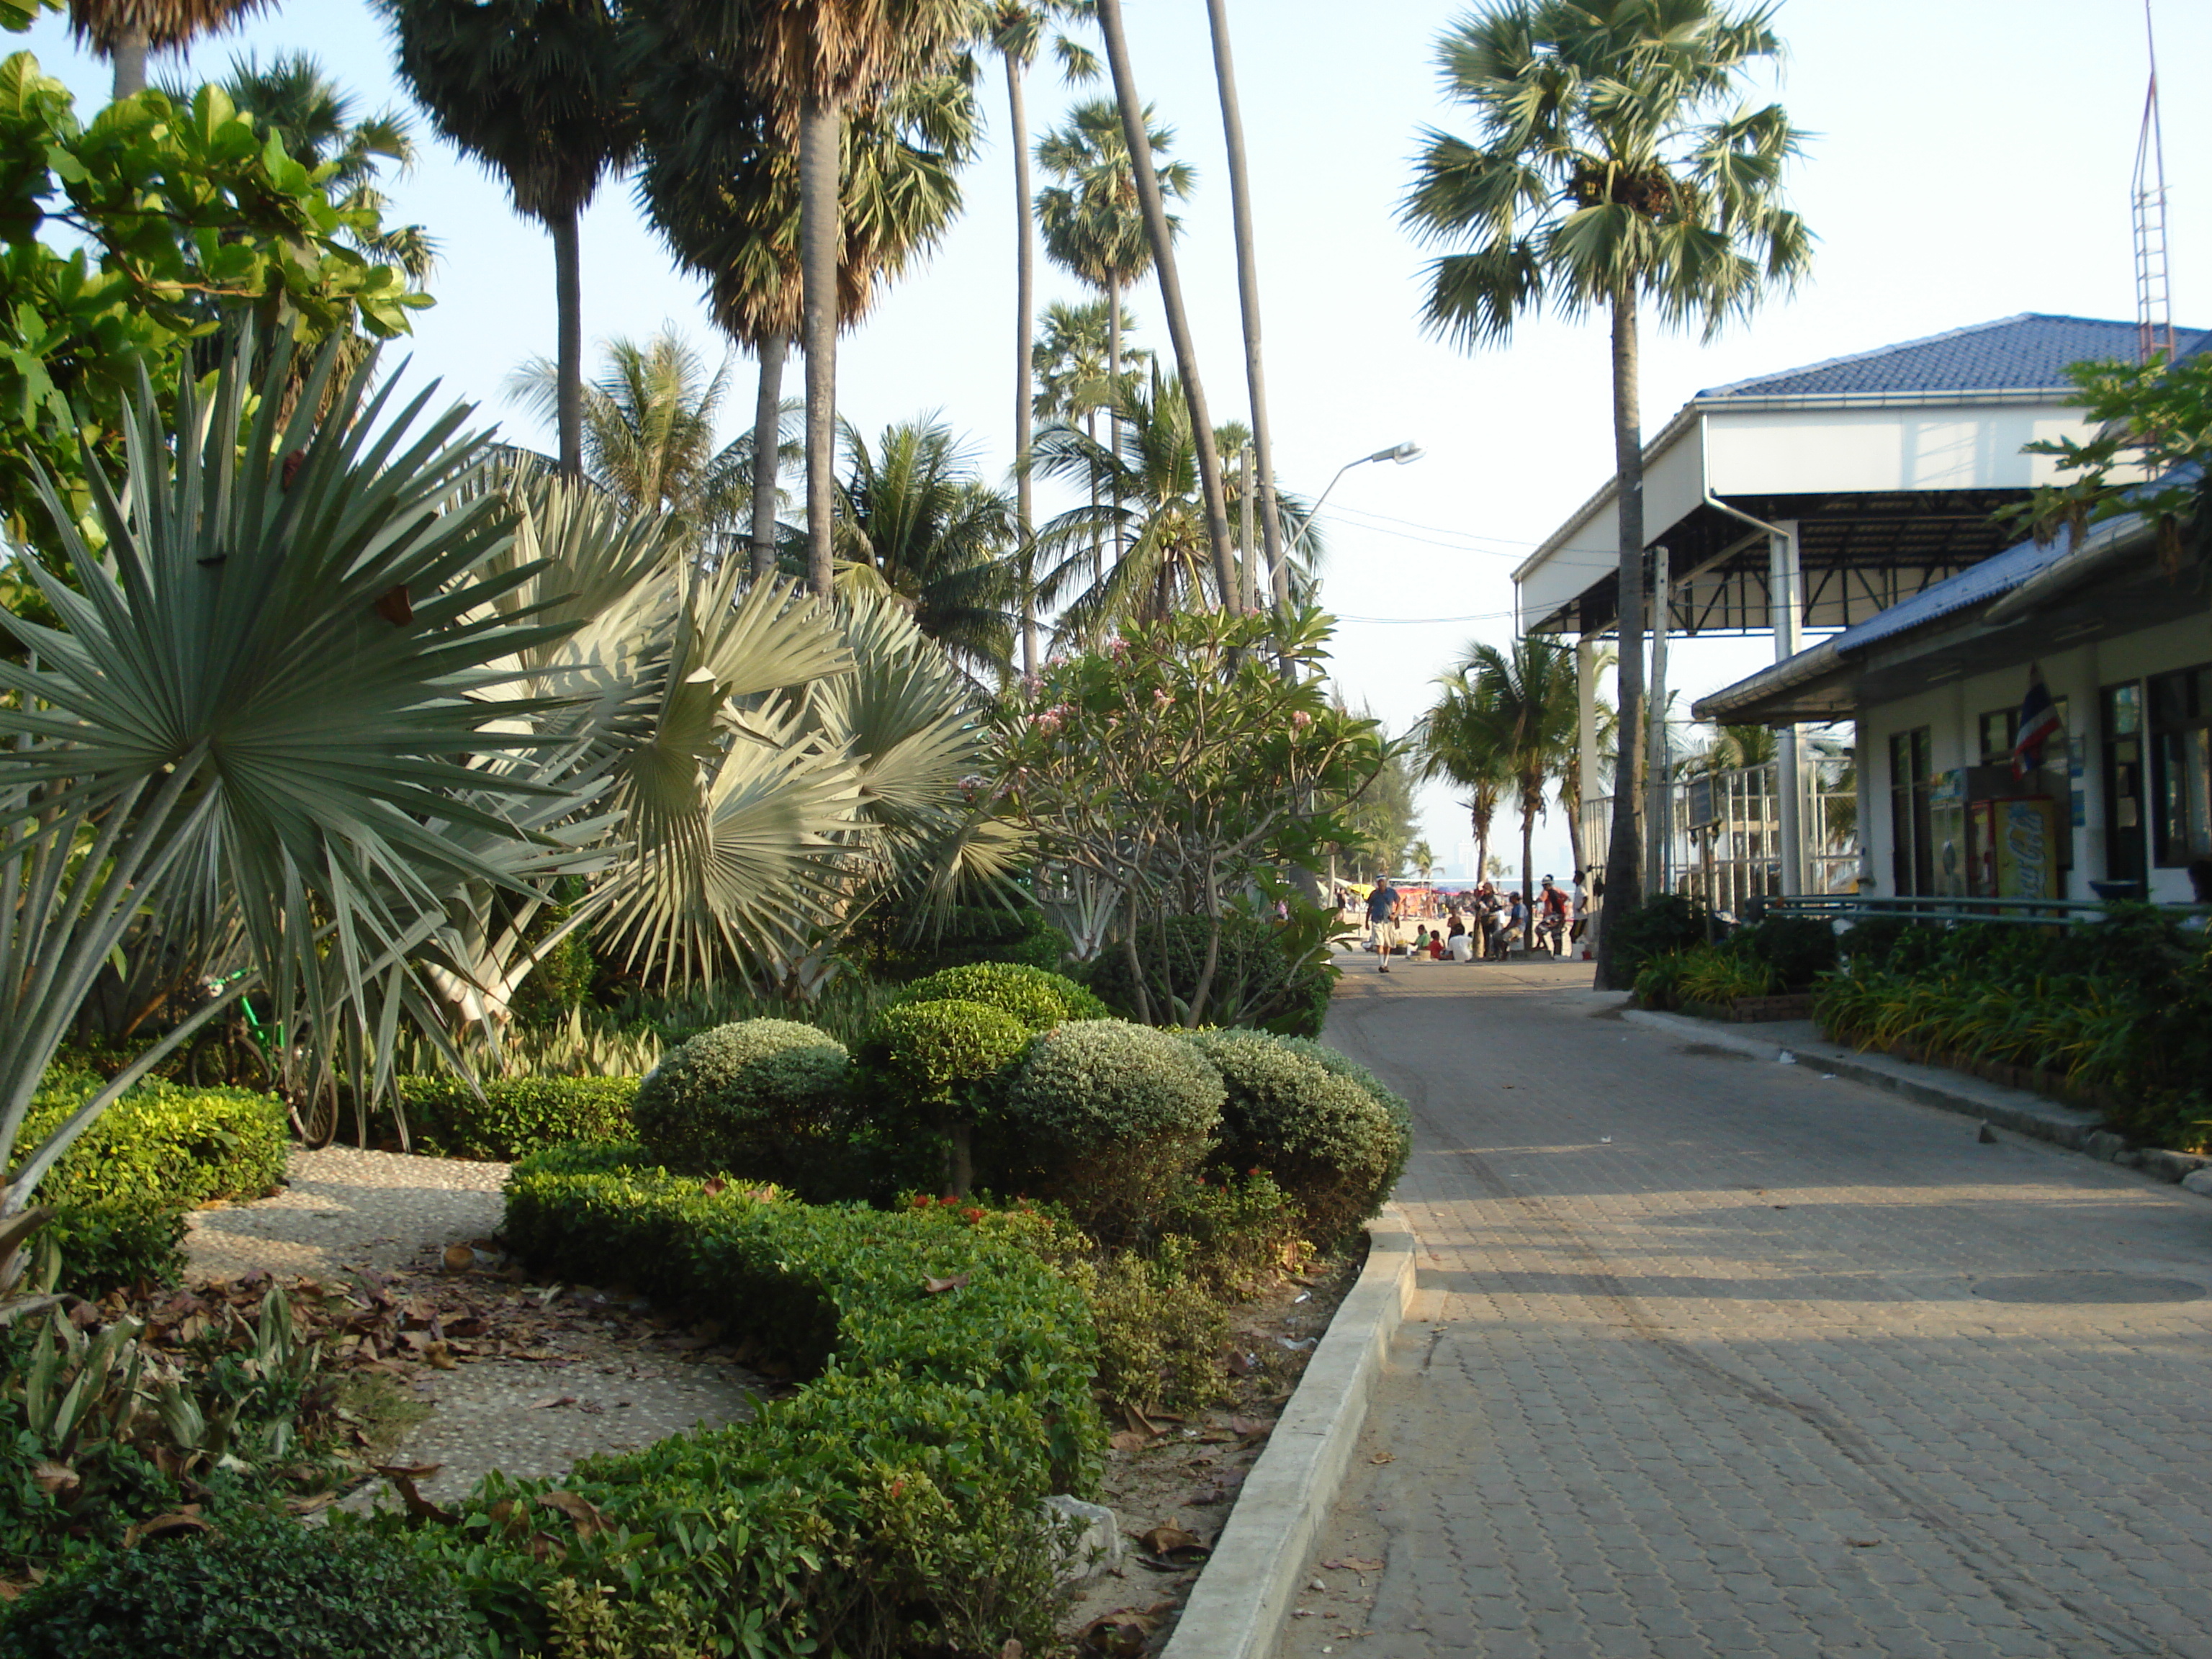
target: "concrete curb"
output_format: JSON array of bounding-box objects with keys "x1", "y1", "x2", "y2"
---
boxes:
[
  {"x1": 1622, "y1": 1007, "x2": 2212, "y2": 1187},
  {"x1": 1158, "y1": 1203, "x2": 1418, "y2": 1659}
]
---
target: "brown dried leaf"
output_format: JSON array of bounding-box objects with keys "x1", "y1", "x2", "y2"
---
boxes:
[
  {"x1": 29, "y1": 1462, "x2": 76, "y2": 1498},
  {"x1": 535, "y1": 1489, "x2": 607, "y2": 1540},
  {"x1": 921, "y1": 1274, "x2": 970, "y2": 1296},
  {"x1": 123, "y1": 1514, "x2": 212, "y2": 1548},
  {"x1": 421, "y1": 1341, "x2": 457, "y2": 1371},
  {"x1": 1136, "y1": 1525, "x2": 1205, "y2": 1560},
  {"x1": 1107, "y1": 1430, "x2": 1152, "y2": 1454},
  {"x1": 1122, "y1": 1403, "x2": 1157, "y2": 1437},
  {"x1": 1324, "y1": 1556, "x2": 1385, "y2": 1573},
  {"x1": 442, "y1": 1245, "x2": 476, "y2": 1274},
  {"x1": 702, "y1": 1178, "x2": 727, "y2": 1196},
  {"x1": 1077, "y1": 1616, "x2": 1149, "y2": 1657},
  {"x1": 528, "y1": 1395, "x2": 577, "y2": 1411},
  {"x1": 1368, "y1": 1451, "x2": 1395, "y2": 1465},
  {"x1": 379, "y1": 1470, "x2": 459, "y2": 1527}
]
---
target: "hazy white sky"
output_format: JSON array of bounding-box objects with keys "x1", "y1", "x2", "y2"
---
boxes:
[{"x1": 18, "y1": 0, "x2": 2209, "y2": 877}]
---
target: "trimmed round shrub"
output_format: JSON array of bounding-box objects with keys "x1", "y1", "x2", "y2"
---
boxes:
[
  {"x1": 1269, "y1": 1035, "x2": 1413, "y2": 1146},
  {"x1": 1183, "y1": 1030, "x2": 1410, "y2": 1246},
  {"x1": 893, "y1": 963, "x2": 1110, "y2": 1030},
  {"x1": 0, "y1": 1508, "x2": 477, "y2": 1658},
  {"x1": 632, "y1": 1019, "x2": 850, "y2": 1187},
  {"x1": 999, "y1": 1020, "x2": 1224, "y2": 1241},
  {"x1": 863, "y1": 999, "x2": 1030, "y2": 1107}
]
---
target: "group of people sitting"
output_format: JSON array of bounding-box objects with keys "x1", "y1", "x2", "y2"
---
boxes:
[{"x1": 1360, "y1": 875, "x2": 1583, "y2": 972}]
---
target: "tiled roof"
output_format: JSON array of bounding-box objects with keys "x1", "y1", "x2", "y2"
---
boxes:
[{"x1": 1699, "y1": 314, "x2": 2208, "y2": 400}]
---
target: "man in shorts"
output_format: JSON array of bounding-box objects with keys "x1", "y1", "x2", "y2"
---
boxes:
[{"x1": 1367, "y1": 877, "x2": 1401, "y2": 974}]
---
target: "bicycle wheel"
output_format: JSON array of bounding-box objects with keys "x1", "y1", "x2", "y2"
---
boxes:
[
  {"x1": 186, "y1": 1033, "x2": 235, "y2": 1089},
  {"x1": 230, "y1": 1040, "x2": 275, "y2": 1094},
  {"x1": 295, "y1": 1076, "x2": 339, "y2": 1149}
]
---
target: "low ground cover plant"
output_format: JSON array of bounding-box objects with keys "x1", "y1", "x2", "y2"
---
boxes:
[
  {"x1": 398, "y1": 1074, "x2": 638, "y2": 1162},
  {"x1": 1632, "y1": 911, "x2": 1837, "y2": 1012}
]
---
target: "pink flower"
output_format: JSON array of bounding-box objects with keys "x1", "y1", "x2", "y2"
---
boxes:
[{"x1": 1290, "y1": 709, "x2": 1313, "y2": 729}]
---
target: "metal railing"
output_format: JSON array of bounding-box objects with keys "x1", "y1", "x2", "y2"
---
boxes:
[
  {"x1": 1749, "y1": 893, "x2": 2212, "y2": 929},
  {"x1": 1580, "y1": 757, "x2": 1859, "y2": 918}
]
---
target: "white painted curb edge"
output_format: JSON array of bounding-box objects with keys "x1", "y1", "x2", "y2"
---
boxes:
[{"x1": 1158, "y1": 1203, "x2": 1419, "y2": 1659}]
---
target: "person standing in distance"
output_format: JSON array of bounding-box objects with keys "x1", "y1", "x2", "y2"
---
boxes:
[{"x1": 1367, "y1": 876, "x2": 1402, "y2": 974}]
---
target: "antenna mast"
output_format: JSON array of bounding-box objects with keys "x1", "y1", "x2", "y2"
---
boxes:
[{"x1": 2132, "y1": 0, "x2": 2175, "y2": 363}]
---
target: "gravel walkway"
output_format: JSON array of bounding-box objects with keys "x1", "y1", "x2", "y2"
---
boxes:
[{"x1": 188, "y1": 1146, "x2": 757, "y2": 1509}]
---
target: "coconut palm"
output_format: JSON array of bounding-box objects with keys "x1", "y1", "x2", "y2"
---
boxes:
[
  {"x1": 1201, "y1": 0, "x2": 1287, "y2": 610},
  {"x1": 174, "y1": 51, "x2": 435, "y2": 277},
  {"x1": 833, "y1": 418, "x2": 1019, "y2": 683},
  {"x1": 509, "y1": 324, "x2": 787, "y2": 569},
  {"x1": 1090, "y1": 0, "x2": 1237, "y2": 611},
  {"x1": 377, "y1": 0, "x2": 639, "y2": 480},
  {"x1": 629, "y1": 5, "x2": 979, "y2": 593},
  {"x1": 1401, "y1": 0, "x2": 1811, "y2": 984},
  {"x1": 69, "y1": 0, "x2": 269, "y2": 101},
  {"x1": 984, "y1": 2, "x2": 1096, "y2": 678},
  {"x1": 1418, "y1": 678, "x2": 1514, "y2": 893},
  {"x1": 1035, "y1": 97, "x2": 1189, "y2": 564},
  {"x1": 1437, "y1": 637, "x2": 1580, "y2": 944},
  {"x1": 1031, "y1": 367, "x2": 1321, "y2": 645}
]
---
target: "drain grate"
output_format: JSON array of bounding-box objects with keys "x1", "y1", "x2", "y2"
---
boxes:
[{"x1": 1971, "y1": 1272, "x2": 2205, "y2": 1305}]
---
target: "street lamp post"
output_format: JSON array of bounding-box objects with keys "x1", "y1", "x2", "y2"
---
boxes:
[{"x1": 1282, "y1": 441, "x2": 1424, "y2": 573}]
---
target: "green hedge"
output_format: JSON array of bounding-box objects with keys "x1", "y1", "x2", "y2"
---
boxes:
[
  {"x1": 15, "y1": 1073, "x2": 288, "y2": 1292},
  {"x1": 413, "y1": 1146, "x2": 1099, "y2": 1656},
  {"x1": 397, "y1": 1074, "x2": 638, "y2": 1162},
  {"x1": 890, "y1": 962, "x2": 1110, "y2": 1030}
]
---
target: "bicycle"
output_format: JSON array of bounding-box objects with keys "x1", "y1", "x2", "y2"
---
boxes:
[{"x1": 186, "y1": 976, "x2": 339, "y2": 1148}]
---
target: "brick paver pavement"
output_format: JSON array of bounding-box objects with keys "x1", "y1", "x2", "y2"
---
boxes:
[{"x1": 1278, "y1": 957, "x2": 2212, "y2": 1659}]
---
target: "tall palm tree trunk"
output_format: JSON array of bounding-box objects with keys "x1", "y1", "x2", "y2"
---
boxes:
[
  {"x1": 1094, "y1": 0, "x2": 1238, "y2": 613},
  {"x1": 1006, "y1": 52, "x2": 1039, "y2": 679},
  {"x1": 1107, "y1": 275, "x2": 1124, "y2": 568},
  {"x1": 551, "y1": 204, "x2": 584, "y2": 478},
  {"x1": 1203, "y1": 0, "x2": 1285, "y2": 608},
  {"x1": 799, "y1": 96, "x2": 842, "y2": 601},
  {"x1": 1521, "y1": 788, "x2": 1537, "y2": 949},
  {"x1": 749, "y1": 330, "x2": 786, "y2": 581},
  {"x1": 1594, "y1": 289, "x2": 1646, "y2": 987},
  {"x1": 111, "y1": 22, "x2": 149, "y2": 99}
]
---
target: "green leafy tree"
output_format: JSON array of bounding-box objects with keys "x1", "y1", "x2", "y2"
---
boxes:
[
  {"x1": 0, "y1": 55, "x2": 426, "y2": 550},
  {"x1": 377, "y1": 0, "x2": 639, "y2": 479},
  {"x1": 995, "y1": 606, "x2": 1386, "y2": 1025},
  {"x1": 1401, "y1": 0, "x2": 1811, "y2": 984}
]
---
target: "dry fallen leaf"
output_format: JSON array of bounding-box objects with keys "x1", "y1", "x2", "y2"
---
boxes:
[
  {"x1": 1077, "y1": 1614, "x2": 1151, "y2": 1656},
  {"x1": 29, "y1": 1462, "x2": 76, "y2": 1498},
  {"x1": 123, "y1": 1513, "x2": 211, "y2": 1548},
  {"x1": 1368, "y1": 1452, "x2": 1395, "y2": 1465},
  {"x1": 1325, "y1": 1556, "x2": 1385, "y2": 1573},
  {"x1": 1107, "y1": 1430, "x2": 1153, "y2": 1454},
  {"x1": 441, "y1": 1244, "x2": 476, "y2": 1274},
  {"x1": 1136, "y1": 1525, "x2": 1205, "y2": 1560},
  {"x1": 527, "y1": 1395, "x2": 577, "y2": 1411},
  {"x1": 922, "y1": 1273, "x2": 971, "y2": 1295},
  {"x1": 536, "y1": 1489, "x2": 608, "y2": 1540}
]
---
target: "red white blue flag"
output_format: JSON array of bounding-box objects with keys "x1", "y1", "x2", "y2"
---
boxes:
[{"x1": 2012, "y1": 662, "x2": 2064, "y2": 779}]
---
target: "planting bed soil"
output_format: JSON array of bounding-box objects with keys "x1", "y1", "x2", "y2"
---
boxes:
[{"x1": 1059, "y1": 1238, "x2": 1367, "y2": 1657}]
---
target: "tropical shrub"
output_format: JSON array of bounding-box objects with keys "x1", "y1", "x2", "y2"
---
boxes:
[
  {"x1": 999, "y1": 1021, "x2": 1225, "y2": 1241},
  {"x1": 858, "y1": 999, "x2": 1030, "y2": 1195},
  {"x1": 1727, "y1": 914, "x2": 1838, "y2": 990},
  {"x1": 1675, "y1": 946, "x2": 1781, "y2": 1006},
  {"x1": 892, "y1": 961, "x2": 1110, "y2": 1030},
  {"x1": 629, "y1": 1021, "x2": 851, "y2": 1189},
  {"x1": 451, "y1": 1149, "x2": 1100, "y2": 1657},
  {"x1": 398, "y1": 1075, "x2": 638, "y2": 1161},
  {"x1": 0, "y1": 1507, "x2": 477, "y2": 1659},
  {"x1": 1087, "y1": 913, "x2": 1333, "y2": 1036},
  {"x1": 1182, "y1": 1030, "x2": 1411, "y2": 1246},
  {"x1": 1605, "y1": 894, "x2": 1712, "y2": 979},
  {"x1": 854, "y1": 902, "x2": 1074, "y2": 979}
]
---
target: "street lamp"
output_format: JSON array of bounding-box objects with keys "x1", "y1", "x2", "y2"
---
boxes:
[{"x1": 1285, "y1": 441, "x2": 1424, "y2": 562}]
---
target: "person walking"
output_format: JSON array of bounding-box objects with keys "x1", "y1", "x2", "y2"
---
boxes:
[
  {"x1": 1367, "y1": 876, "x2": 1402, "y2": 974},
  {"x1": 1537, "y1": 875, "x2": 1572, "y2": 958}
]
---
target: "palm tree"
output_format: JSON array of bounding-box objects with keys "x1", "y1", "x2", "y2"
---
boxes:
[
  {"x1": 985, "y1": 2, "x2": 1096, "y2": 680},
  {"x1": 1030, "y1": 367, "x2": 1322, "y2": 645},
  {"x1": 1091, "y1": 0, "x2": 1237, "y2": 612},
  {"x1": 834, "y1": 417, "x2": 1019, "y2": 682},
  {"x1": 69, "y1": 0, "x2": 269, "y2": 102},
  {"x1": 176, "y1": 52, "x2": 434, "y2": 277},
  {"x1": 1032, "y1": 297, "x2": 1143, "y2": 431},
  {"x1": 1035, "y1": 96, "x2": 1192, "y2": 571},
  {"x1": 510, "y1": 325, "x2": 780, "y2": 570},
  {"x1": 1446, "y1": 637, "x2": 1579, "y2": 945},
  {"x1": 1411, "y1": 840, "x2": 1437, "y2": 888},
  {"x1": 1418, "y1": 677, "x2": 1514, "y2": 892},
  {"x1": 1401, "y1": 0, "x2": 1811, "y2": 986},
  {"x1": 377, "y1": 0, "x2": 639, "y2": 480},
  {"x1": 1201, "y1": 0, "x2": 1287, "y2": 611}
]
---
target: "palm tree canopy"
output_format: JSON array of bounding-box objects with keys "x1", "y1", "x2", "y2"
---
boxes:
[
  {"x1": 68, "y1": 0, "x2": 269, "y2": 53},
  {"x1": 1034, "y1": 96, "x2": 1192, "y2": 292},
  {"x1": 1400, "y1": 0, "x2": 1812, "y2": 349},
  {"x1": 833, "y1": 417, "x2": 1017, "y2": 682},
  {"x1": 376, "y1": 0, "x2": 637, "y2": 225},
  {"x1": 1031, "y1": 297, "x2": 1144, "y2": 423}
]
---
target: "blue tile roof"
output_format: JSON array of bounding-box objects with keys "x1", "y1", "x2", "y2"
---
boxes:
[{"x1": 1699, "y1": 313, "x2": 2209, "y2": 400}]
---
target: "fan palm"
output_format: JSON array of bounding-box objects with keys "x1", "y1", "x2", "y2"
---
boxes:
[
  {"x1": 1401, "y1": 0, "x2": 1811, "y2": 984},
  {"x1": 377, "y1": 0, "x2": 639, "y2": 480},
  {"x1": 1032, "y1": 297, "x2": 1141, "y2": 431},
  {"x1": 0, "y1": 333, "x2": 608, "y2": 1220},
  {"x1": 834, "y1": 418, "x2": 1018, "y2": 683},
  {"x1": 69, "y1": 0, "x2": 269, "y2": 101},
  {"x1": 629, "y1": 6, "x2": 979, "y2": 589}
]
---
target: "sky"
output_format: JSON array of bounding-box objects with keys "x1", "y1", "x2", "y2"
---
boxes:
[{"x1": 17, "y1": 0, "x2": 2210, "y2": 880}]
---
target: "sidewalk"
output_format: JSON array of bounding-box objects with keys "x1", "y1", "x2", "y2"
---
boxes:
[{"x1": 1279, "y1": 958, "x2": 2212, "y2": 1659}]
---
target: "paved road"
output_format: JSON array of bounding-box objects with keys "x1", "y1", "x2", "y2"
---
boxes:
[{"x1": 1280, "y1": 957, "x2": 2212, "y2": 1659}]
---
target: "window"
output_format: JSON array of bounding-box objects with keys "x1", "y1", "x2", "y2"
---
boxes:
[
  {"x1": 1978, "y1": 709, "x2": 2017, "y2": 767},
  {"x1": 2103, "y1": 683, "x2": 2146, "y2": 889},
  {"x1": 2149, "y1": 664, "x2": 2212, "y2": 867},
  {"x1": 1889, "y1": 727, "x2": 1933, "y2": 896}
]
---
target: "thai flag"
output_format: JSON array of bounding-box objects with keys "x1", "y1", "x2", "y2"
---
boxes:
[{"x1": 2012, "y1": 662, "x2": 2064, "y2": 779}]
